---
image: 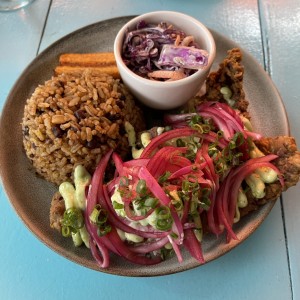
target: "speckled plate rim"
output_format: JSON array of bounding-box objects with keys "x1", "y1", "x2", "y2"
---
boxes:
[{"x1": 0, "y1": 16, "x2": 289, "y2": 277}]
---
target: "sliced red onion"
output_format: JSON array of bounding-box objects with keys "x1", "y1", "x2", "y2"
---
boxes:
[
  {"x1": 168, "y1": 164, "x2": 204, "y2": 180},
  {"x1": 141, "y1": 127, "x2": 227, "y2": 158},
  {"x1": 197, "y1": 102, "x2": 263, "y2": 141},
  {"x1": 124, "y1": 201, "x2": 155, "y2": 221},
  {"x1": 103, "y1": 186, "x2": 169, "y2": 239},
  {"x1": 129, "y1": 236, "x2": 169, "y2": 254},
  {"x1": 146, "y1": 146, "x2": 189, "y2": 178},
  {"x1": 138, "y1": 167, "x2": 184, "y2": 244},
  {"x1": 164, "y1": 112, "x2": 197, "y2": 127},
  {"x1": 168, "y1": 235, "x2": 183, "y2": 263},
  {"x1": 84, "y1": 112, "x2": 283, "y2": 269},
  {"x1": 106, "y1": 227, "x2": 162, "y2": 266},
  {"x1": 89, "y1": 238, "x2": 110, "y2": 268},
  {"x1": 215, "y1": 155, "x2": 283, "y2": 241},
  {"x1": 138, "y1": 166, "x2": 171, "y2": 206},
  {"x1": 183, "y1": 228, "x2": 205, "y2": 264}
]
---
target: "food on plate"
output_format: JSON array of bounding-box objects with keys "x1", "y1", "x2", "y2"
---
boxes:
[
  {"x1": 49, "y1": 48, "x2": 300, "y2": 269},
  {"x1": 55, "y1": 52, "x2": 120, "y2": 78},
  {"x1": 54, "y1": 66, "x2": 120, "y2": 79},
  {"x1": 58, "y1": 53, "x2": 116, "y2": 67},
  {"x1": 239, "y1": 136, "x2": 300, "y2": 217},
  {"x1": 122, "y1": 21, "x2": 209, "y2": 81},
  {"x1": 197, "y1": 48, "x2": 249, "y2": 117},
  {"x1": 22, "y1": 71, "x2": 145, "y2": 185}
]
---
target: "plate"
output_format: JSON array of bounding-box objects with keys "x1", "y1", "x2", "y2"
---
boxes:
[{"x1": 0, "y1": 17, "x2": 289, "y2": 276}]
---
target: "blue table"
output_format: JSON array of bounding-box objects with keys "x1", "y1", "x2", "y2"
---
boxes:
[{"x1": 1, "y1": 1, "x2": 299, "y2": 299}]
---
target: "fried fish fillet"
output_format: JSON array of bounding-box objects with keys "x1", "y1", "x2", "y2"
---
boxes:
[
  {"x1": 199, "y1": 48, "x2": 250, "y2": 118},
  {"x1": 50, "y1": 192, "x2": 65, "y2": 231},
  {"x1": 198, "y1": 48, "x2": 300, "y2": 216},
  {"x1": 240, "y1": 136, "x2": 300, "y2": 217}
]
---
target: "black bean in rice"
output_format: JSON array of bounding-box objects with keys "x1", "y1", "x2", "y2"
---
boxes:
[{"x1": 22, "y1": 71, "x2": 145, "y2": 185}]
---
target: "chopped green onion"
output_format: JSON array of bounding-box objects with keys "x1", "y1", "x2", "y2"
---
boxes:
[
  {"x1": 89, "y1": 205, "x2": 108, "y2": 226},
  {"x1": 97, "y1": 224, "x2": 112, "y2": 237},
  {"x1": 133, "y1": 197, "x2": 145, "y2": 210},
  {"x1": 89, "y1": 205, "x2": 111, "y2": 237},
  {"x1": 156, "y1": 219, "x2": 173, "y2": 231},
  {"x1": 202, "y1": 124, "x2": 211, "y2": 133},
  {"x1": 229, "y1": 140, "x2": 236, "y2": 149},
  {"x1": 182, "y1": 178, "x2": 199, "y2": 193},
  {"x1": 61, "y1": 226, "x2": 71, "y2": 237},
  {"x1": 188, "y1": 115, "x2": 203, "y2": 127},
  {"x1": 61, "y1": 207, "x2": 84, "y2": 231},
  {"x1": 60, "y1": 207, "x2": 84, "y2": 239},
  {"x1": 190, "y1": 198, "x2": 198, "y2": 215},
  {"x1": 112, "y1": 201, "x2": 124, "y2": 210},
  {"x1": 144, "y1": 197, "x2": 158, "y2": 208},
  {"x1": 171, "y1": 198, "x2": 183, "y2": 211},
  {"x1": 201, "y1": 188, "x2": 211, "y2": 198},
  {"x1": 192, "y1": 124, "x2": 204, "y2": 134},
  {"x1": 158, "y1": 171, "x2": 171, "y2": 183},
  {"x1": 214, "y1": 157, "x2": 226, "y2": 174},
  {"x1": 194, "y1": 228, "x2": 203, "y2": 242},
  {"x1": 154, "y1": 206, "x2": 173, "y2": 231},
  {"x1": 160, "y1": 247, "x2": 175, "y2": 260},
  {"x1": 232, "y1": 132, "x2": 245, "y2": 147},
  {"x1": 169, "y1": 232, "x2": 178, "y2": 239},
  {"x1": 136, "y1": 179, "x2": 147, "y2": 195},
  {"x1": 156, "y1": 206, "x2": 171, "y2": 220},
  {"x1": 176, "y1": 138, "x2": 186, "y2": 147},
  {"x1": 217, "y1": 130, "x2": 224, "y2": 139},
  {"x1": 164, "y1": 126, "x2": 172, "y2": 132},
  {"x1": 199, "y1": 196, "x2": 211, "y2": 210}
]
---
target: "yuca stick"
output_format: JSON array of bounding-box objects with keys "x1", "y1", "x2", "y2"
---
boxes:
[
  {"x1": 54, "y1": 65, "x2": 120, "y2": 79},
  {"x1": 59, "y1": 53, "x2": 116, "y2": 67}
]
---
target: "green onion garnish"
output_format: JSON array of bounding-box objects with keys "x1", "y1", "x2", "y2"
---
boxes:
[
  {"x1": 61, "y1": 207, "x2": 84, "y2": 238},
  {"x1": 136, "y1": 179, "x2": 147, "y2": 195},
  {"x1": 160, "y1": 247, "x2": 175, "y2": 260},
  {"x1": 97, "y1": 224, "x2": 112, "y2": 237},
  {"x1": 89, "y1": 205, "x2": 111, "y2": 237},
  {"x1": 89, "y1": 204, "x2": 108, "y2": 225},
  {"x1": 112, "y1": 201, "x2": 124, "y2": 210},
  {"x1": 144, "y1": 197, "x2": 158, "y2": 208},
  {"x1": 176, "y1": 138, "x2": 186, "y2": 147},
  {"x1": 158, "y1": 171, "x2": 171, "y2": 184},
  {"x1": 154, "y1": 206, "x2": 173, "y2": 231},
  {"x1": 61, "y1": 225, "x2": 71, "y2": 237}
]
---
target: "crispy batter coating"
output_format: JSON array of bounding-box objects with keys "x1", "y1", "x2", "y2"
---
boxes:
[
  {"x1": 240, "y1": 137, "x2": 300, "y2": 217},
  {"x1": 199, "y1": 48, "x2": 249, "y2": 117},
  {"x1": 50, "y1": 192, "x2": 65, "y2": 231}
]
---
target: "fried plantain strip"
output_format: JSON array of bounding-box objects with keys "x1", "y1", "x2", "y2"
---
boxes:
[
  {"x1": 54, "y1": 65, "x2": 120, "y2": 79},
  {"x1": 56, "y1": 52, "x2": 120, "y2": 78},
  {"x1": 59, "y1": 52, "x2": 116, "y2": 67}
]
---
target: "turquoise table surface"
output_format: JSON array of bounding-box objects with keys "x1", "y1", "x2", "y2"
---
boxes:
[{"x1": 1, "y1": 0, "x2": 300, "y2": 299}]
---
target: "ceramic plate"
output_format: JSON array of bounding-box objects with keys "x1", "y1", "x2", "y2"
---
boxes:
[{"x1": 0, "y1": 17, "x2": 289, "y2": 276}]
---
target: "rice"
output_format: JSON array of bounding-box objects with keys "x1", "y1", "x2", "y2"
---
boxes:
[{"x1": 22, "y1": 71, "x2": 145, "y2": 185}]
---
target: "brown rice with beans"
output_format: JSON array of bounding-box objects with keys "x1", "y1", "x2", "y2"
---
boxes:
[{"x1": 22, "y1": 71, "x2": 145, "y2": 185}]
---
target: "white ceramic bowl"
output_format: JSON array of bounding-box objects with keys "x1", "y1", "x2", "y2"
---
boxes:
[{"x1": 114, "y1": 11, "x2": 216, "y2": 110}]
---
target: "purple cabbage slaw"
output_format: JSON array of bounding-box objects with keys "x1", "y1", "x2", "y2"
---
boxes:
[{"x1": 122, "y1": 20, "x2": 209, "y2": 80}]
